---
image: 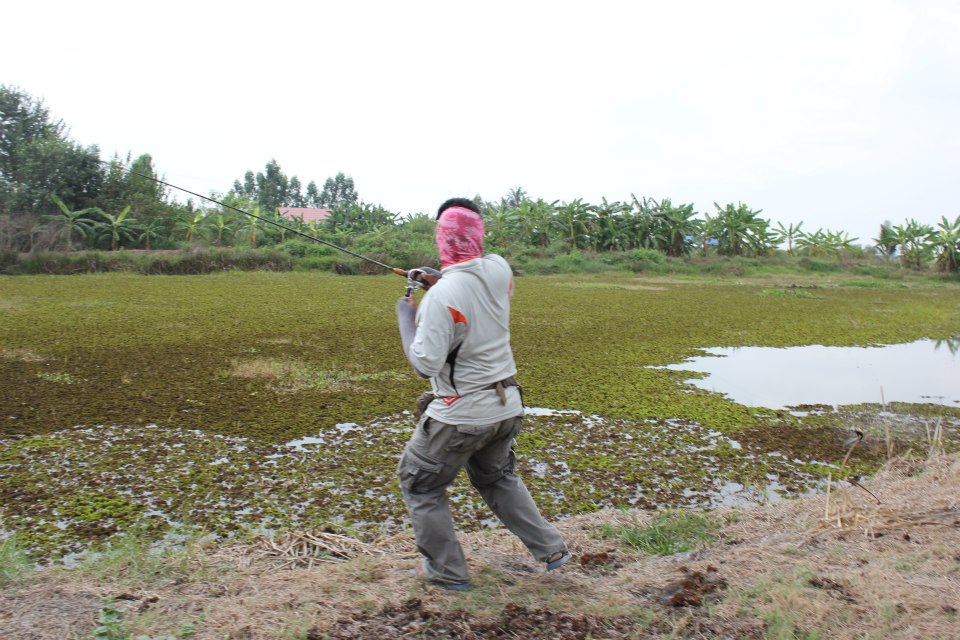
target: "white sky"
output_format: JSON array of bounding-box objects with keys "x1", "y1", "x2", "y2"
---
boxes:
[{"x1": 4, "y1": 0, "x2": 959, "y2": 244}]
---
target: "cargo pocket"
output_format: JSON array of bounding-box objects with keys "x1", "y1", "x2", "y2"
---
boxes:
[
  {"x1": 398, "y1": 448, "x2": 444, "y2": 494},
  {"x1": 445, "y1": 423, "x2": 495, "y2": 453}
]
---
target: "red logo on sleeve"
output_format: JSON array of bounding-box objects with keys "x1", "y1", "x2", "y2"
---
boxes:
[{"x1": 447, "y1": 307, "x2": 468, "y2": 325}]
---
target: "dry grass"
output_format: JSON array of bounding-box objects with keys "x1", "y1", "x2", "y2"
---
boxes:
[
  {"x1": 0, "y1": 348, "x2": 47, "y2": 362},
  {"x1": 228, "y1": 357, "x2": 306, "y2": 381},
  {"x1": 1, "y1": 452, "x2": 958, "y2": 639},
  {"x1": 226, "y1": 357, "x2": 405, "y2": 394}
]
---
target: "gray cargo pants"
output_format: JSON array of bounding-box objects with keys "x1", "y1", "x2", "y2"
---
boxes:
[{"x1": 397, "y1": 414, "x2": 567, "y2": 586}]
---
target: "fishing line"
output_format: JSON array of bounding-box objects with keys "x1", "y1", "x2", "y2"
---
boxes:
[{"x1": 96, "y1": 159, "x2": 408, "y2": 278}]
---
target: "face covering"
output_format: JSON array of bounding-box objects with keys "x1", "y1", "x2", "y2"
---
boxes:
[{"x1": 436, "y1": 206, "x2": 484, "y2": 268}]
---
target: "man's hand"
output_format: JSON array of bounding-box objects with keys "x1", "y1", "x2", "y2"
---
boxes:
[{"x1": 408, "y1": 267, "x2": 441, "y2": 290}]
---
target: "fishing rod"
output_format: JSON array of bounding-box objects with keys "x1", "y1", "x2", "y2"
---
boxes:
[{"x1": 97, "y1": 160, "x2": 426, "y2": 293}]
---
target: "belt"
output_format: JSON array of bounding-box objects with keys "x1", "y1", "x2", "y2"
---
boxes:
[{"x1": 483, "y1": 376, "x2": 518, "y2": 405}]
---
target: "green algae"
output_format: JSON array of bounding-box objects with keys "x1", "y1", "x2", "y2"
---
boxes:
[{"x1": 0, "y1": 271, "x2": 958, "y2": 557}]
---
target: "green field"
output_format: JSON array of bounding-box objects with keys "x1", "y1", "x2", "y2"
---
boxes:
[{"x1": 1, "y1": 271, "x2": 958, "y2": 557}]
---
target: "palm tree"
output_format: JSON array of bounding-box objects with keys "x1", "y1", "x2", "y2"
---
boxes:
[
  {"x1": 46, "y1": 194, "x2": 100, "y2": 251},
  {"x1": 95, "y1": 206, "x2": 140, "y2": 251}
]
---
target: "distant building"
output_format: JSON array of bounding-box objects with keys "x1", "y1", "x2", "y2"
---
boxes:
[{"x1": 277, "y1": 207, "x2": 331, "y2": 224}]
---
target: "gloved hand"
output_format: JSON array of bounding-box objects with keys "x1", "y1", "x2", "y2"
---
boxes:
[{"x1": 408, "y1": 266, "x2": 441, "y2": 290}]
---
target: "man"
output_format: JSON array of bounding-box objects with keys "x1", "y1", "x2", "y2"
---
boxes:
[{"x1": 395, "y1": 197, "x2": 570, "y2": 591}]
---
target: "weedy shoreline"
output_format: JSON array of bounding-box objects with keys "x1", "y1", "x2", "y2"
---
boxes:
[{"x1": 2, "y1": 450, "x2": 957, "y2": 639}]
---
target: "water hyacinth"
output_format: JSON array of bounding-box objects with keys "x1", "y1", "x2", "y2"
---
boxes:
[{"x1": 0, "y1": 271, "x2": 957, "y2": 557}]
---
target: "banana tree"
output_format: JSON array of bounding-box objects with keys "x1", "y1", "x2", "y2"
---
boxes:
[
  {"x1": 207, "y1": 214, "x2": 236, "y2": 247},
  {"x1": 627, "y1": 195, "x2": 659, "y2": 250},
  {"x1": 176, "y1": 211, "x2": 206, "y2": 243},
  {"x1": 795, "y1": 228, "x2": 830, "y2": 257},
  {"x1": 931, "y1": 214, "x2": 960, "y2": 273},
  {"x1": 590, "y1": 199, "x2": 630, "y2": 252},
  {"x1": 652, "y1": 199, "x2": 701, "y2": 257},
  {"x1": 242, "y1": 213, "x2": 261, "y2": 247},
  {"x1": 773, "y1": 221, "x2": 803, "y2": 256},
  {"x1": 137, "y1": 218, "x2": 166, "y2": 250},
  {"x1": 95, "y1": 206, "x2": 139, "y2": 251},
  {"x1": 892, "y1": 219, "x2": 934, "y2": 269},
  {"x1": 513, "y1": 198, "x2": 555, "y2": 248},
  {"x1": 706, "y1": 202, "x2": 767, "y2": 257},
  {"x1": 46, "y1": 193, "x2": 100, "y2": 251},
  {"x1": 873, "y1": 222, "x2": 898, "y2": 261},
  {"x1": 484, "y1": 203, "x2": 517, "y2": 249},
  {"x1": 553, "y1": 199, "x2": 593, "y2": 249}
]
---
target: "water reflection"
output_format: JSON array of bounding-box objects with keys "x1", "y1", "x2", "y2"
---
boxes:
[{"x1": 662, "y1": 338, "x2": 960, "y2": 409}]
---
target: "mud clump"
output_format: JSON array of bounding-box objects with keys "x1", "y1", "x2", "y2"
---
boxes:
[
  {"x1": 321, "y1": 599, "x2": 637, "y2": 639},
  {"x1": 578, "y1": 550, "x2": 622, "y2": 572},
  {"x1": 659, "y1": 565, "x2": 726, "y2": 607}
]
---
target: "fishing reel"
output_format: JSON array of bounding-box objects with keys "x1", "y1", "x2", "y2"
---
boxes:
[
  {"x1": 403, "y1": 267, "x2": 441, "y2": 297},
  {"x1": 404, "y1": 275, "x2": 425, "y2": 297}
]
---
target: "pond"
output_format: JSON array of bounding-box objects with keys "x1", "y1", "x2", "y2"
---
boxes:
[{"x1": 660, "y1": 338, "x2": 960, "y2": 410}]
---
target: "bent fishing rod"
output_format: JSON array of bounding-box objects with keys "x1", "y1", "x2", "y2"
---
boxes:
[{"x1": 98, "y1": 160, "x2": 426, "y2": 294}]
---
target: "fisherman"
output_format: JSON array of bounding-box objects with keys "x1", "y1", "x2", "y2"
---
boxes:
[{"x1": 395, "y1": 197, "x2": 570, "y2": 591}]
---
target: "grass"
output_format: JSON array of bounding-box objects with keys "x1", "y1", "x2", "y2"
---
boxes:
[
  {"x1": 728, "y1": 570, "x2": 823, "y2": 640},
  {"x1": 2, "y1": 446, "x2": 957, "y2": 640},
  {"x1": 0, "y1": 533, "x2": 34, "y2": 585},
  {"x1": 35, "y1": 371, "x2": 83, "y2": 384},
  {"x1": 227, "y1": 357, "x2": 407, "y2": 392},
  {"x1": 75, "y1": 527, "x2": 215, "y2": 584},
  {"x1": 759, "y1": 287, "x2": 817, "y2": 298},
  {"x1": 600, "y1": 509, "x2": 720, "y2": 554}
]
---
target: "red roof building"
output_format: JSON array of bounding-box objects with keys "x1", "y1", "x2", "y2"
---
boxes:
[{"x1": 277, "y1": 207, "x2": 332, "y2": 224}]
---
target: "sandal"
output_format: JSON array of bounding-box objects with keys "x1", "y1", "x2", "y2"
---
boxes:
[{"x1": 546, "y1": 551, "x2": 572, "y2": 571}]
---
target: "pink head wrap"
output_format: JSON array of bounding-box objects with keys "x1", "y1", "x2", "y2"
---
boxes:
[{"x1": 436, "y1": 206, "x2": 484, "y2": 268}]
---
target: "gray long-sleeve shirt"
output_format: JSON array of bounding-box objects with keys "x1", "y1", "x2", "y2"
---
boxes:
[{"x1": 402, "y1": 255, "x2": 523, "y2": 425}]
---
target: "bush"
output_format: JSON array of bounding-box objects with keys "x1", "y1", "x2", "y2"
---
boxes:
[
  {"x1": 276, "y1": 240, "x2": 335, "y2": 258},
  {"x1": 622, "y1": 248, "x2": 666, "y2": 272},
  {"x1": 295, "y1": 255, "x2": 341, "y2": 271},
  {"x1": 0, "y1": 249, "x2": 21, "y2": 273},
  {"x1": 798, "y1": 257, "x2": 841, "y2": 273}
]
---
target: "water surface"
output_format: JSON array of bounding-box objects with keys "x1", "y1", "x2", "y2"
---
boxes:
[{"x1": 662, "y1": 338, "x2": 959, "y2": 409}]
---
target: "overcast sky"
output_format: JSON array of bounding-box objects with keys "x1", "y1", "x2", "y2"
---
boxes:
[{"x1": 4, "y1": 0, "x2": 958, "y2": 244}]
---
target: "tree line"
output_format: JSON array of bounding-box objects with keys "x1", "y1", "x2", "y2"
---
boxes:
[{"x1": 1, "y1": 85, "x2": 958, "y2": 273}]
